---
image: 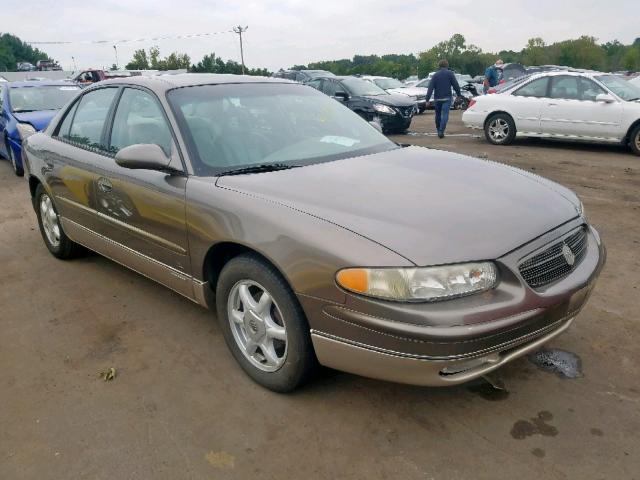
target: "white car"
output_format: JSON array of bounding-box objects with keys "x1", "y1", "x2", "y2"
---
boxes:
[
  {"x1": 463, "y1": 71, "x2": 640, "y2": 155},
  {"x1": 359, "y1": 75, "x2": 428, "y2": 112}
]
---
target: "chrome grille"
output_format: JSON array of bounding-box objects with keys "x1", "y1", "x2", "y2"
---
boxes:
[
  {"x1": 398, "y1": 106, "x2": 415, "y2": 118},
  {"x1": 519, "y1": 227, "x2": 588, "y2": 288}
]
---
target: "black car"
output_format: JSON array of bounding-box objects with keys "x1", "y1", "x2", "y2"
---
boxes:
[
  {"x1": 271, "y1": 69, "x2": 335, "y2": 82},
  {"x1": 307, "y1": 76, "x2": 416, "y2": 134}
]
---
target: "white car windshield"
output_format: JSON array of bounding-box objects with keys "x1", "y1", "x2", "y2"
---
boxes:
[
  {"x1": 596, "y1": 75, "x2": 640, "y2": 101},
  {"x1": 168, "y1": 83, "x2": 397, "y2": 175}
]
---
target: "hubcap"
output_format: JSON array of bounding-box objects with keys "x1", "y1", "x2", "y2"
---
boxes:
[
  {"x1": 489, "y1": 118, "x2": 509, "y2": 141},
  {"x1": 8, "y1": 145, "x2": 17, "y2": 171},
  {"x1": 40, "y1": 194, "x2": 61, "y2": 248},
  {"x1": 227, "y1": 280, "x2": 287, "y2": 372},
  {"x1": 635, "y1": 132, "x2": 640, "y2": 151}
]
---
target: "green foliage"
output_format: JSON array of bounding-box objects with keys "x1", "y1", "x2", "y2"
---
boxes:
[
  {"x1": 296, "y1": 34, "x2": 640, "y2": 79},
  {"x1": 0, "y1": 33, "x2": 51, "y2": 71},
  {"x1": 125, "y1": 49, "x2": 150, "y2": 70},
  {"x1": 190, "y1": 52, "x2": 269, "y2": 76}
]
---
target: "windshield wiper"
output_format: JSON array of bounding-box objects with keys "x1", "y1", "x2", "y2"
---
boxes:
[
  {"x1": 628, "y1": 97, "x2": 640, "y2": 101},
  {"x1": 217, "y1": 163, "x2": 301, "y2": 176},
  {"x1": 12, "y1": 109, "x2": 38, "y2": 113}
]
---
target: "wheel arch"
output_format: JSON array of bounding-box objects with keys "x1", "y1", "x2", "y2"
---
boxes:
[
  {"x1": 202, "y1": 241, "x2": 294, "y2": 299},
  {"x1": 28, "y1": 175, "x2": 41, "y2": 199},
  {"x1": 483, "y1": 110, "x2": 516, "y2": 130},
  {"x1": 624, "y1": 118, "x2": 640, "y2": 143}
]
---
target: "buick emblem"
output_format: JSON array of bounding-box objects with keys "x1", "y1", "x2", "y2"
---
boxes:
[{"x1": 562, "y1": 244, "x2": 575, "y2": 266}]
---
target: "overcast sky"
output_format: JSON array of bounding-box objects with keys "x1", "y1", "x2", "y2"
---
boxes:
[{"x1": 5, "y1": 0, "x2": 638, "y2": 71}]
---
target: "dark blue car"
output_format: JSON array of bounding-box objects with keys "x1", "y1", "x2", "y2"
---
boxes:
[{"x1": 0, "y1": 80, "x2": 80, "y2": 176}]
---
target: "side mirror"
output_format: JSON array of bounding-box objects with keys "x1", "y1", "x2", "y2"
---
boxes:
[
  {"x1": 333, "y1": 91, "x2": 349, "y2": 102},
  {"x1": 596, "y1": 93, "x2": 615, "y2": 103},
  {"x1": 115, "y1": 144, "x2": 171, "y2": 171}
]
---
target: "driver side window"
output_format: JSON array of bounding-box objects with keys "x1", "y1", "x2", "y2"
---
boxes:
[
  {"x1": 109, "y1": 88, "x2": 173, "y2": 156},
  {"x1": 550, "y1": 76, "x2": 580, "y2": 100},
  {"x1": 579, "y1": 77, "x2": 605, "y2": 102}
]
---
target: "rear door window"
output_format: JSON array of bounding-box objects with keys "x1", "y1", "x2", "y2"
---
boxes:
[
  {"x1": 513, "y1": 77, "x2": 549, "y2": 98},
  {"x1": 68, "y1": 88, "x2": 118, "y2": 150}
]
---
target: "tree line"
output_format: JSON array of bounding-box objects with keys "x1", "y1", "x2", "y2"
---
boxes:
[
  {"x1": 125, "y1": 47, "x2": 269, "y2": 76},
  {"x1": 300, "y1": 34, "x2": 640, "y2": 78},
  {"x1": 0, "y1": 33, "x2": 50, "y2": 71}
]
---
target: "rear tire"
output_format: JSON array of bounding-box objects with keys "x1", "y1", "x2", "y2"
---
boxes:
[
  {"x1": 484, "y1": 113, "x2": 516, "y2": 145},
  {"x1": 34, "y1": 184, "x2": 80, "y2": 259},
  {"x1": 630, "y1": 124, "x2": 640, "y2": 156},
  {"x1": 216, "y1": 254, "x2": 317, "y2": 392}
]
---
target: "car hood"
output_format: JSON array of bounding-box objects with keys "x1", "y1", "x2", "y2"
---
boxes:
[
  {"x1": 386, "y1": 86, "x2": 428, "y2": 97},
  {"x1": 360, "y1": 93, "x2": 416, "y2": 107},
  {"x1": 216, "y1": 146, "x2": 580, "y2": 266},
  {"x1": 12, "y1": 110, "x2": 58, "y2": 131}
]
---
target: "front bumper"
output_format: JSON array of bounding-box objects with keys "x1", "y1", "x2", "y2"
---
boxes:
[{"x1": 301, "y1": 220, "x2": 605, "y2": 386}]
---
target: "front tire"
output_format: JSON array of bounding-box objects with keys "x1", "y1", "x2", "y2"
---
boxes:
[
  {"x1": 216, "y1": 254, "x2": 317, "y2": 392},
  {"x1": 485, "y1": 113, "x2": 516, "y2": 145},
  {"x1": 34, "y1": 184, "x2": 80, "y2": 259},
  {"x1": 630, "y1": 124, "x2": 640, "y2": 156},
  {"x1": 6, "y1": 141, "x2": 23, "y2": 177}
]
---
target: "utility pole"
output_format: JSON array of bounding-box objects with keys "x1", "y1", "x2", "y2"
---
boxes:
[
  {"x1": 113, "y1": 45, "x2": 119, "y2": 70},
  {"x1": 233, "y1": 26, "x2": 248, "y2": 74}
]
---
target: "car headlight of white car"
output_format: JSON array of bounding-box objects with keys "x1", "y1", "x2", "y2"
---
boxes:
[
  {"x1": 16, "y1": 122, "x2": 37, "y2": 140},
  {"x1": 336, "y1": 262, "x2": 498, "y2": 302},
  {"x1": 373, "y1": 103, "x2": 396, "y2": 115}
]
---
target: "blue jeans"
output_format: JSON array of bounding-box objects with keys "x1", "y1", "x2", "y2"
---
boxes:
[{"x1": 434, "y1": 97, "x2": 452, "y2": 135}]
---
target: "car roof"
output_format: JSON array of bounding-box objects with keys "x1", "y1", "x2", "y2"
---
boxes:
[
  {"x1": 7, "y1": 80, "x2": 79, "y2": 88},
  {"x1": 94, "y1": 73, "x2": 296, "y2": 93}
]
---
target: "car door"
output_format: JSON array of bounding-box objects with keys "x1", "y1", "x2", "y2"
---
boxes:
[
  {"x1": 94, "y1": 86, "x2": 191, "y2": 283},
  {"x1": 541, "y1": 75, "x2": 622, "y2": 139},
  {"x1": 47, "y1": 87, "x2": 120, "y2": 235},
  {"x1": 508, "y1": 76, "x2": 549, "y2": 134}
]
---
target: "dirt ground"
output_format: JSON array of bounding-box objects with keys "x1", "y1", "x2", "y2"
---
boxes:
[{"x1": 1, "y1": 111, "x2": 639, "y2": 479}]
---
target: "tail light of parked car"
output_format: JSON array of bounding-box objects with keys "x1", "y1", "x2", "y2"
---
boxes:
[{"x1": 468, "y1": 99, "x2": 476, "y2": 109}]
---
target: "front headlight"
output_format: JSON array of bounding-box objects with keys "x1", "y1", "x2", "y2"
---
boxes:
[
  {"x1": 16, "y1": 122, "x2": 37, "y2": 140},
  {"x1": 336, "y1": 262, "x2": 498, "y2": 302},
  {"x1": 373, "y1": 103, "x2": 396, "y2": 115}
]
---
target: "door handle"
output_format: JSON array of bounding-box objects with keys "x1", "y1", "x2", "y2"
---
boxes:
[{"x1": 97, "y1": 177, "x2": 113, "y2": 193}]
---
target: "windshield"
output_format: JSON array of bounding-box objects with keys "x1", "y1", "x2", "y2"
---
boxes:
[
  {"x1": 304, "y1": 70, "x2": 335, "y2": 79},
  {"x1": 341, "y1": 77, "x2": 388, "y2": 96},
  {"x1": 596, "y1": 75, "x2": 640, "y2": 101},
  {"x1": 9, "y1": 85, "x2": 80, "y2": 112},
  {"x1": 498, "y1": 74, "x2": 532, "y2": 92},
  {"x1": 168, "y1": 83, "x2": 397, "y2": 175},
  {"x1": 374, "y1": 78, "x2": 405, "y2": 89},
  {"x1": 456, "y1": 74, "x2": 472, "y2": 84}
]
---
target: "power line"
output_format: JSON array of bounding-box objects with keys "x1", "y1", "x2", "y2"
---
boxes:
[
  {"x1": 26, "y1": 30, "x2": 235, "y2": 45},
  {"x1": 232, "y1": 26, "x2": 248, "y2": 75}
]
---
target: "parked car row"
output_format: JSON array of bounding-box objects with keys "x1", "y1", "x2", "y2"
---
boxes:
[
  {"x1": 462, "y1": 70, "x2": 640, "y2": 155},
  {"x1": 18, "y1": 73, "x2": 604, "y2": 392},
  {"x1": 0, "y1": 80, "x2": 80, "y2": 175},
  {"x1": 305, "y1": 76, "x2": 417, "y2": 133}
]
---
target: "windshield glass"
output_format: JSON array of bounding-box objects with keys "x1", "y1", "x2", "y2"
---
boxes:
[
  {"x1": 374, "y1": 78, "x2": 405, "y2": 89},
  {"x1": 168, "y1": 83, "x2": 397, "y2": 175},
  {"x1": 596, "y1": 75, "x2": 640, "y2": 101},
  {"x1": 304, "y1": 70, "x2": 335, "y2": 79},
  {"x1": 341, "y1": 77, "x2": 387, "y2": 96},
  {"x1": 9, "y1": 85, "x2": 80, "y2": 112},
  {"x1": 498, "y1": 74, "x2": 533, "y2": 92}
]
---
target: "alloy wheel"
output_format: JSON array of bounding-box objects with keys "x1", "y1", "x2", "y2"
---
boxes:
[
  {"x1": 635, "y1": 131, "x2": 640, "y2": 152},
  {"x1": 40, "y1": 194, "x2": 61, "y2": 248},
  {"x1": 489, "y1": 118, "x2": 509, "y2": 142},
  {"x1": 227, "y1": 280, "x2": 288, "y2": 372}
]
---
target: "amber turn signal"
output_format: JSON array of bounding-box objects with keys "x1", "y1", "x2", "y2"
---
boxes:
[{"x1": 336, "y1": 268, "x2": 368, "y2": 293}]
